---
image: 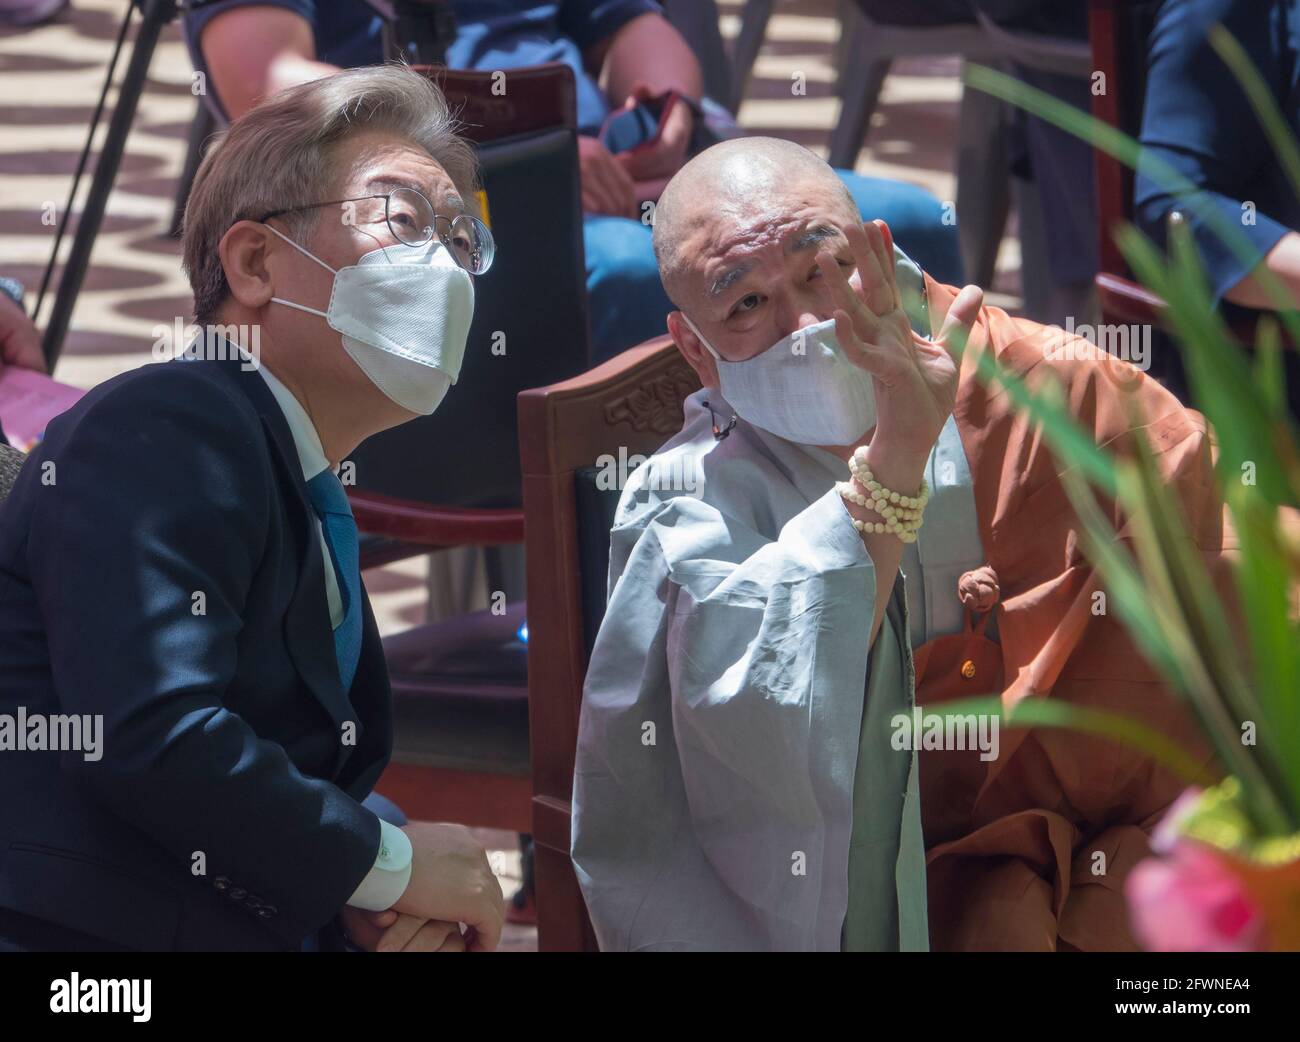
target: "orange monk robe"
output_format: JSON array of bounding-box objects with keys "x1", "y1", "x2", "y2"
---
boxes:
[{"x1": 916, "y1": 275, "x2": 1233, "y2": 952}]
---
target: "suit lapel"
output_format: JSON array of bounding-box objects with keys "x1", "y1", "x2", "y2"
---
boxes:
[
  {"x1": 205, "y1": 357, "x2": 358, "y2": 755},
  {"x1": 211, "y1": 354, "x2": 391, "y2": 782}
]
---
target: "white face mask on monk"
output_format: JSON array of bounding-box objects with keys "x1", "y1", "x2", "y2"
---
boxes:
[{"x1": 682, "y1": 314, "x2": 877, "y2": 445}]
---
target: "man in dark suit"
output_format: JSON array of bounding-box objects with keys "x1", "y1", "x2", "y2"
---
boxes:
[{"x1": 0, "y1": 65, "x2": 505, "y2": 951}]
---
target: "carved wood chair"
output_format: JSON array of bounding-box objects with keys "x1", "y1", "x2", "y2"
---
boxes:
[{"x1": 519, "y1": 335, "x2": 701, "y2": 951}]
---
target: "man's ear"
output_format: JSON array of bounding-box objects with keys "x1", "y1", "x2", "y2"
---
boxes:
[
  {"x1": 218, "y1": 220, "x2": 277, "y2": 311},
  {"x1": 667, "y1": 311, "x2": 719, "y2": 391}
]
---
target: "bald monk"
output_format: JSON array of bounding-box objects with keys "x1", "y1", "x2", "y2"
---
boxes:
[{"x1": 571, "y1": 137, "x2": 1225, "y2": 951}]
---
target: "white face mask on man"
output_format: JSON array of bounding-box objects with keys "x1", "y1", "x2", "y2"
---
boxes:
[
  {"x1": 264, "y1": 224, "x2": 475, "y2": 415},
  {"x1": 681, "y1": 313, "x2": 877, "y2": 445}
]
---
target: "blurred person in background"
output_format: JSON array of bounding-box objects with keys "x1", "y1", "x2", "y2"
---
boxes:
[
  {"x1": 848, "y1": 0, "x2": 1096, "y2": 324},
  {"x1": 0, "y1": 281, "x2": 46, "y2": 375},
  {"x1": 183, "y1": 0, "x2": 963, "y2": 361},
  {"x1": 1135, "y1": 0, "x2": 1300, "y2": 416},
  {"x1": 0, "y1": 279, "x2": 48, "y2": 449},
  {"x1": 0, "y1": 0, "x2": 67, "y2": 26}
]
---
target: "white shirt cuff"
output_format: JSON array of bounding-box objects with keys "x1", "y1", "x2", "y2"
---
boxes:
[{"x1": 346, "y1": 819, "x2": 413, "y2": 911}]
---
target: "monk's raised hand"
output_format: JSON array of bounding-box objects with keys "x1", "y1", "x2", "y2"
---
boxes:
[
  {"x1": 848, "y1": 220, "x2": 900, "y2": 316},
  {"x1": 817, "y1": 220, "x2": 983, "y2": 461},
  {"x1": 901, "y1": 282, "x2": 984, "y2": 438},
  {"x1": 815, "y1": 221, "x2": 912, "y2": 384}
]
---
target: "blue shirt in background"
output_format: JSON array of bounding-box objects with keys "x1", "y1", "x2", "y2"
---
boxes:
[
  {"x1": 1135, "y1": 0, "x2": 1300, "y2": 301},
  {"x1": 184, "y1": 0, "x2": 661, "y2": 132}
]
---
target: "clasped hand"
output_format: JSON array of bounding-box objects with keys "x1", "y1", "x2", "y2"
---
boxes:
[
  {"x1": 339, "y1": 905, "x2": 467, "y2": 953},
  {"x1": 339, "y1": 822, "x2": 505, "y2": 953}
]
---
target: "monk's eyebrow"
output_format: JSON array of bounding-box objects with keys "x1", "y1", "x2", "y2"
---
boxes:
[
  {"x1": 709, "y1": 262, "x2": 753, "y2": 298},
  {"x1": 708, "y1": 225, "x2": 842, "y2": 297},
  {"x1": 789, "y1": 224, "x2": 841, "y2": 253}
]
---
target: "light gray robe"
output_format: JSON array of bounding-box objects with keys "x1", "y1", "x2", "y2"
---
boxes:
[{"x1": 572, "y1": 254, "x2": 986, "y2": 951}]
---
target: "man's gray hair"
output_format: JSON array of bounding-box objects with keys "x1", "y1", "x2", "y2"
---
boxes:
[{"x1": 183, "y1": 64, "x2": 479, "y2": 324}]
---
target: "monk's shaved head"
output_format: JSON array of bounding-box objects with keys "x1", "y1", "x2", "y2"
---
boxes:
[{"x1": 652, "y1": 136, "x2": 859, "y2": 307}]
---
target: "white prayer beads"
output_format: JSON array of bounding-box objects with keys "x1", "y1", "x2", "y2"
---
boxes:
[{"x1": 836, "y1": 446, "x2": 929, "y2": 544}]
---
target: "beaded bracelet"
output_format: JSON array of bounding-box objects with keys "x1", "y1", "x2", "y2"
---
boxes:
[
  {"x1": 836, "y1": 480, "x2": 923, "y2": 543},
  {"x1": 836, "y1": 446, "x2": 930, "y2": 544}
]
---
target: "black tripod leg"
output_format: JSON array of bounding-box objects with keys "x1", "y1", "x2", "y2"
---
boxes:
[
  {"x1": 169, "y1": 101, "x2": 217, "y2": 238},
  {"x1": 40, "y1": 0, "x2": 178, "y2": 371}
]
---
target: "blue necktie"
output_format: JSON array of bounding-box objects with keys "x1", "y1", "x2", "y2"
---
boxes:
[{"x1": 305, "y1": 468, "x2": 362, "y2": 693}]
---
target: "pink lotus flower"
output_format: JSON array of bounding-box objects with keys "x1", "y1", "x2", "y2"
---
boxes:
[{"x1": 1126, "y1": 839, "x2": 1265, "y2": 952}]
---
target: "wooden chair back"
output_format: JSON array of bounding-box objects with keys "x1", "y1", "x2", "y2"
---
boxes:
[{"x1": 518, "y1": 336, "x2": 701, "y2": 951}]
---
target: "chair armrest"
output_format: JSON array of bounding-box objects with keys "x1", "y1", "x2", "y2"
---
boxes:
[
  {"x1": 1095, "y1": 271, "x2": 1167, "y2": 326},
  {"x1": 347, "y1": 487, "x2": 525, "y2": 547}
]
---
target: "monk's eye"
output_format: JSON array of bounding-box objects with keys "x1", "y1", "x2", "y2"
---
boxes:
[
  {"x1": 809, "y1": 260, "x2": 853, "y2": 281},
  {"x1": 733, "y1": 293, "x2": 762, "y2": 315}
]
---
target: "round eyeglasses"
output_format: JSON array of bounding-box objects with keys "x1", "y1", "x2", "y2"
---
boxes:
[{"x1": 258, "y1": 186, "x2": 495, "y2": 275}]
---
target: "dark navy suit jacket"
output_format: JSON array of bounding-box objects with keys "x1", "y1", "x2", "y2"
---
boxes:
[{"x1": 0, "y1": 355, "x2": 392, "y2": 950}]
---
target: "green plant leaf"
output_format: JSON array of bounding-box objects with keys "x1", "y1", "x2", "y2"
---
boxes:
[{"x1": 1254, "y1": 316, "x2": 1285, "y2": 417}]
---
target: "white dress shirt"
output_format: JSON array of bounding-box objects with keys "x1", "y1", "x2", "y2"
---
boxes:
[{"x1": 257, "y1": 364, "x2": 412, "y2": 912}]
